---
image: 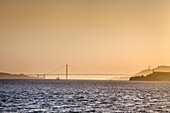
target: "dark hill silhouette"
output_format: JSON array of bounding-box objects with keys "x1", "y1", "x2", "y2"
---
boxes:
[
  {"x1": 0, "y1": 72, "x2": 37, "y2": 79},
  {"x1": 130, "y1": 65, "x2": 170, "y2": 81},
  {"x1": 129, "y1": 72, "x2": 170, "y2": 81}
]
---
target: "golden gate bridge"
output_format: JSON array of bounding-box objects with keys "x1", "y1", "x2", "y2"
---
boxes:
[{"x1": 26, "y1": 64, "x2": 132, "y2": 79}]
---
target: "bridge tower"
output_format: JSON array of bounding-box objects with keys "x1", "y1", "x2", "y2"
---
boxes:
[{"x1": 66, "y1": 64, "x2": 68, "y2": 79}]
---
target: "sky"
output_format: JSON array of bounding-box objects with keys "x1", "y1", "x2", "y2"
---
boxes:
[{"x1": 0, "y1": 0, "x2": 170, "y2": 79}]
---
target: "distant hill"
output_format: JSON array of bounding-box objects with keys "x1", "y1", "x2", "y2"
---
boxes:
[
  {"x1": 0, "y1": 72, "x2": 37, "y2": 79},
  {"x1": 130, "y1": 65, "x2": 170, "y2": 81},
  {"x1": 135, "y1": 69, "x2": 152, "y2": 76},
  {"x1": 135, "y1": 65, "x2": 170, "y2": 76},
  {"x1": 154, "y1": 66, "x2": 170, "y2": 72}
]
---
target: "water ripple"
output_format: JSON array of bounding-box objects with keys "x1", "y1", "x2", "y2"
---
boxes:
[{"x1": 0, "y1": 80, "x2": 170, "y2": 112}]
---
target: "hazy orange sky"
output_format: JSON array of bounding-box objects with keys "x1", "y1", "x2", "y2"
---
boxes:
[{"x1": 0, "y1": 0, "x2": 170, "y2": 79}]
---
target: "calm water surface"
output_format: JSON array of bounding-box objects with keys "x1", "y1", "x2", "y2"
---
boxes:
[{"x1": 0, "y1": 80, "x2": 170, "y2": 113}]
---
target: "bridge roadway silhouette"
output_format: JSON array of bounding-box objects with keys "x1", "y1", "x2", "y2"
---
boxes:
[{"x1": 27, "y1": 64, "x2": 132, "y2": 79}]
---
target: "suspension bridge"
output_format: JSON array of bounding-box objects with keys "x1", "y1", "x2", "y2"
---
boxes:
[{"x1": 27, "y1": 64, "x2": 132, "y2": 80}]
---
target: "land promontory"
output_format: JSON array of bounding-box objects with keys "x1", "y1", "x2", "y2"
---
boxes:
[
  {"x1": 129, "y1": 66, "x2": 170, "y2": 81},
  {"x1": 0, "y1": 72, "x2": 37, "y2": 79}
]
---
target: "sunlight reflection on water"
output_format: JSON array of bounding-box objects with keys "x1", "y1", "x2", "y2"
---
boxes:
[{"x1": 0, "y1": 80, "x2": 170, "y2": 112}]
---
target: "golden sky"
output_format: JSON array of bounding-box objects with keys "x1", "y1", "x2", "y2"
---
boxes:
[{"x1": 0, "y1": 0, "x2": 170, "y2": 79}]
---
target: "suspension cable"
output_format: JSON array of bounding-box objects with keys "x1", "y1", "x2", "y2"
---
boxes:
[
  {"x1": 69, "y1": 65, "x2": 98, "y2": 74},
  {"x1": 45, "y1": 65, "x2": 66, "y2": 74}
]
